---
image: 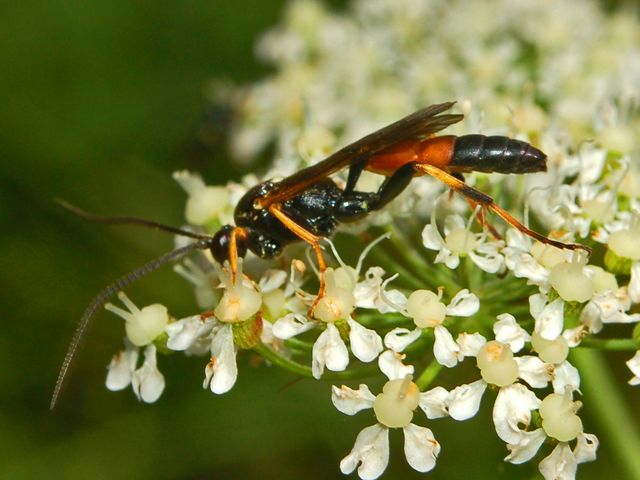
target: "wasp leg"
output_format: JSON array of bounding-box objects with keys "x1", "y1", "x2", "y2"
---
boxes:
[
  {"x1": 413, "y1": 163, "x2": 592, "y2": 255},
  {"x1": 227, "y1": 227, "x2": 249, "y2": 283},
  {"x1": 370, "y1": 162, "x2": 417, "y2": 210},
  {"x1": 268, "y1": 204, "x2": 327, "y2": 315},
  {"x1": 344, "y1": 156, "x2": 369, "y2": 195}
]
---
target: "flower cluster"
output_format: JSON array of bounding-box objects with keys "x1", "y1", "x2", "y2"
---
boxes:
[{"x1": 99, "y1": 0, "x2": 640, "y2": 479}]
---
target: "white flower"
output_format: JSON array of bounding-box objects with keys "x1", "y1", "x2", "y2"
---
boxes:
[
  {"x1": 383, "y1": 288, "x2": 479, "y2": 368},
  {"x1": 422, "y1": 214, "x2": 504, "y2": 273},
  {"x1": 333, "y1": 351, "x2": 444, "y2": 479},
  {"x1": 493, "y1": 385, "x2": 598, "y2": 479},
  {"x1": 106, "y1": 343, "x2": 165, "y2": 403},
  {"x1": 272, "y1": 267, "x2": 382, "y2": 379},
  {"x1": 165, "y1": 314, "x2": 215, "y2": 355},
  {"x1": 203, "y1": 324, "x2": 238, "y2": 394},
  {"x1": 173, "y1": 258, "x2": 220, "y2": 309},
  {"x1": 131, "y1": 345, "x2": 165, "y2": 403},
  {"x1": 173, "y1": 170, "x2": 232, "y2": 226},
  {"x1": 104, "y1": 292, "x2": 170, "y2": 347}
]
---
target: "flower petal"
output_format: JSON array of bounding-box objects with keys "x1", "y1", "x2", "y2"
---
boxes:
[
  {"x1": 258, "y1": 268, "x2": 288, "y2": 292},
  {"x1": 504, "y1": 429, "x2": 547, "y2": 464},
  {"x1": 378, "y1": 350, "x2": 414, "y2": 381},
  {"x1": 421, "y1": 224, "x2": 445, "y2": 250},
  {"x1": 534, "y1": 298, "x2": 565, "y2": 340},
  {"x1": 494, "y1": 313, "x2": 530, "y2": 353},
  {"x1": 312, "y1": 323, "x2": 349, "y2": 379},
  {"x1": 515, "y1": 355, "x2": 551, "y2": 389},
  {"x1": 340, "y1": 424, "x2": 389, "y2": 480},
  {"x1": 552, "y1": 361, "x2": 581, "y2": 393},
  {"x1": 469, "y1": 249, "x2": 503, "y2": 273},
  {"x1": 203, "y1": 324, "x2": 237, "y2": 394},
  {"x1": 538, "y1": 443, "x2": 577, "y2": 480},
  {"x1": 626, "y1": 350, "x2": 640, "y2": 385},
  {"x1": 272, "y1": 313, "x2": 315, "y2": 339},
  {"x1": 348, "y1": 318, "x2": 383, "y2": 362},
  {"x1": 573, "y1": 433, "x2": 599, "y2": 464},
  {"x1": 433, "y1": 325, "x2": 459, "y2": 368},
  {"x1": 493, "y1": 384, "x2": 541, "y2": 444},
  {"x1": 166, "y1": 315, "x2": 214, "y2": 352},
  {"x1": 132, "y1": 345, "x2": 165, "y2": 403},
  {"x1": 403, "y1": 423, "x2": 440, "y2": 473},
  {"x1": 383, "y1": 327, "x2": 421, "y2": 353},
  {"x1": 418, "y1": 386, "x2": 449, "y2": 419},
  {"x1": 332, "y1": 384, "x2": 376, "y2": 415},
  {"x1": 106, "y1": 344, "x2": 138, "y2": 391},
  {"x1": 456, "y1": 332, "x2": 486, "y2": 358},
  {"x1": 446, "y1": 289, "x2": 480, "y2": 317},
  {"x1": 447, "y1": 379, "x2": 487, "y2": 421}
]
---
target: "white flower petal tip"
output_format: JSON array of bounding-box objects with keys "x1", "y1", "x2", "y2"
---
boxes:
[
  {"x1": 418, "y1": 386, "x2": 449, "y2": 419},
  {"x1": 447, "y1": 380, "x2": 487, "y2": 421},
  {"x1": 203, "y1": 325, "x2": 238, "y2": 394},
  {"x1": 132, "y1": 345, "x2": 165, "y2": 403},
  {"x1": 378, "y1": 350, "x2": 414, "y2": 381},
  {"x1": 105, "y1": 346, "x2": 138, "y2": 392},
  {"x1": 383, "y1": 327, "x2": 421, "y2": 353},
  {"x1": 340, "y1": 424, "x2": 389, "y2": 480},
  {"x1": 348, "y1": 318, "x2": 383, "y2": 362},
  {"x1": 403, "y1": 424, "x2": 440, "y2": 473},
  {"x1": 312, "y1": 323, "x2": 349, "y2": 379},
  {"x1": 332, "y1": 384, "x2": 376, "y2": 415}
]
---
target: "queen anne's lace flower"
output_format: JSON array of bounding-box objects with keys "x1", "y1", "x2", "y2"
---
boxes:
[
  {"x1": 89, "y1": 1, "x2": 640, "y2": 478},
  {"x1": 333, "y1": 351, "x2": 446, "y2": 479}
]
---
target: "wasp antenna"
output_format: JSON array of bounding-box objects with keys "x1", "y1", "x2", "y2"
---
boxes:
[
  {"x1": 54, "y1": 198, "x2": 210, "y2": 240},
  {"x1": 50, "y1": 239, "x2": 210, "y2": 410}
]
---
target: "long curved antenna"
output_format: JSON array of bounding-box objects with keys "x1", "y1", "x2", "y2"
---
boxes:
[
  {"x1": 50, "y1": 239, "x2": 211, "y2": 410},
  {"x1": 55, "y1": 198, "x2": 210, "y2": 240}
]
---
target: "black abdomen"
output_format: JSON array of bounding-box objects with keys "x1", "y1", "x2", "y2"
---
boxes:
[{"x1": 450, "y1": 134, "x2": 547, "y2": 174}]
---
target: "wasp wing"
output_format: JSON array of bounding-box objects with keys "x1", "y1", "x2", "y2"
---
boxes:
[{"x1": 258, "y1": 102, "x2": 463, "y2": 207}]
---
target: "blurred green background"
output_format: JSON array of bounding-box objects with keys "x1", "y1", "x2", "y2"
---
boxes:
[{"x1": 0, "y1": 1, "x2": 635, "y2": 479}]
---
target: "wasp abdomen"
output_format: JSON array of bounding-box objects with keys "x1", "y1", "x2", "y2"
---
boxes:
[{"x1": 450, "y1": 134, "x2": 547, "y2": 174}]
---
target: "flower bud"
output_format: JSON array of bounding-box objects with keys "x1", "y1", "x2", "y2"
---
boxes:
[
  {"x1": 531, "y1": 331, "x2": 569, "y2": 364},
  {"x1": 407, "y1": 290, "x2": 447, "y2": 328},
  {"x1": 476, "y1": 340, "x2": 519, "y2": 387},
  {"x1": 105, "y1": 292, "x2": 170, "y2": 347},
  {"x1": 215, "y1": 284, "x2": 262, "y2": 323},
  {"x1": 314, "y1": 268, "x2": 355, "y2": 322},
  {"x1": 373, "y1": 376, "x2": 420, "y2": 428},
  {"x1": 540, "y1": 391, "x2": 583, "y2": 442},
  {"x1": 549, "y1": 258, "x2": 594, "y2": 303}
]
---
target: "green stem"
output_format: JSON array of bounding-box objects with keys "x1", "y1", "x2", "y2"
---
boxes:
[
  {"x1": 570, "y1": 348, "x2": 640, "y2": 479},
  {"x1": 415, "y1": 360, "x2": 443, "y2": 390},
  {"x1": 254, "y1": 344, "x2": 378, "y2": 380},
  {"x1": 370, "y1": 246, "x2": 425, "y2": 291},
  {"x1": 579, "y1": 337, "x2": 637, "y2": 351},
  {"x1": 385, "y1": 224, "x2": 460, "y2": 293}
]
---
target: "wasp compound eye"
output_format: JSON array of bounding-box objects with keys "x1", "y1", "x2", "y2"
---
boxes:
[{"x1": 210, "y1": 225, "x2": 247, "y2": 263}]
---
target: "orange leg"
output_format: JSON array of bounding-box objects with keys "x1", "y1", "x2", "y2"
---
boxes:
[
  {"x1": 228, "y1": 227, "x2": 249, "y2": 284},
  {"x1": 268, "y1": 204, "x2": 328, "y2": 315},
  {"x1": 414, "y1": 163, "x2": 592, "y2": 255}
]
